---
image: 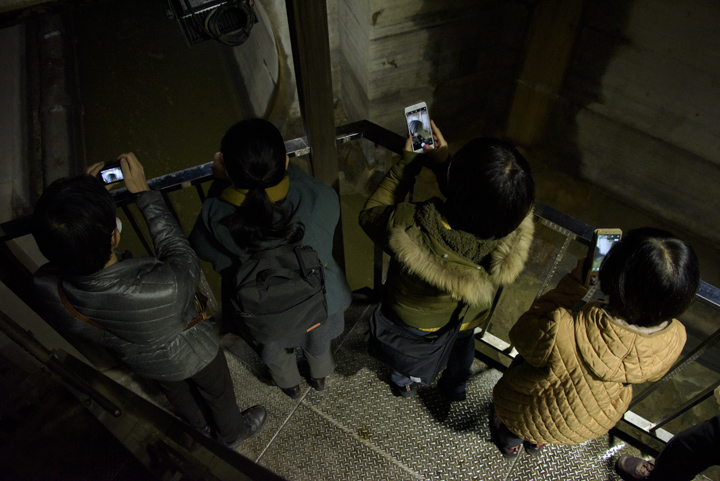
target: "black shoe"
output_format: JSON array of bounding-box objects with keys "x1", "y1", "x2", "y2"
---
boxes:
[
  {"x1": 199, "y1": 425, "x2": 213, "y2": 438},
  {"x1": 281, "y1": 384, "x2": 302, "y2": 399},
  {"x1": 392, "y1": 382, "x2": 417, "y2": 398},
  {"x1": 225, "y1": 405, "x2": 268, "y2": 448},
  {"x1": 309, "y1": 377, "x2": 325, "y2": 391}
]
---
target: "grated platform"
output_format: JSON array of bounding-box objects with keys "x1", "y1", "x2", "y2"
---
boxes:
[{"x1": 215, "y1": 292, "x2": 649, "y2": 481}]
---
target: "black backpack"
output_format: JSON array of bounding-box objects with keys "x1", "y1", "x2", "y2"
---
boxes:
[{"x1": 227, "y1": 244, "x2": 328, "y2": 343}]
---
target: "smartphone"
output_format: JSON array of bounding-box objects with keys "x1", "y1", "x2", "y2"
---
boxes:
[
  {"x1": 97, "y1": 160, "x2": 124, "y2": 185},
  {"x1": 404, "y1": 102, "x2": 434, "y2": 153},
  {"x1": 582, "y1": 228, "x2": 622, "y2": 287}
]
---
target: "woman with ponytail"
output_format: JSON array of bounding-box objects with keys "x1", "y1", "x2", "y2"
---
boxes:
[{"x1": 190, "y1": 118, "x2": 351, "y2": 398}]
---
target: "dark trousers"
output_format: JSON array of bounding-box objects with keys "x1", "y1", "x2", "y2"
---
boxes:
[
  {"x1": 437, "y1": 328, "x2": 476, "y2": 393},
  {"x1": 650, "y1": 415, "x2": 720, "y2": 481},
  {"x1": 267, "y1": 342, "x2": 335, "y2": 389},
  {"x1": 158, "y1": 349, "x2": 243, "y2": 444}
]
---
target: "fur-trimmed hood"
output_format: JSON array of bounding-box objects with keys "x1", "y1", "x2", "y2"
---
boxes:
[{"x1": 388, "y1": 208, "x2": 534, "y2": 307}]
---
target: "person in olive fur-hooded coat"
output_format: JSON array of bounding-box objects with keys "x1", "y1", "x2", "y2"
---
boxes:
[{"x1": 359, "y1": 121, "x2": 535, "y2": 399}]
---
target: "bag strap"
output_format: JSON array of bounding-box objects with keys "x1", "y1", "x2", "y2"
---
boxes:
[
  {"x1": 57, "y1": 280, "x2": 206, "y2": 331},
  {"x1": 293, "y1": 245, "x2": 317, "y2": 278},
  {"x1": 249, "y1": 243, "x2": 298, "y2": 260},
  {"x1": 185, "y1": 310, "x2": 208, "y2": 330},
  {"x1": 58, "y1": 280, "x2": 106, "y2": 330},
  {"x1": 435, "y1": 300, "x2": 467, "y2": 336}
]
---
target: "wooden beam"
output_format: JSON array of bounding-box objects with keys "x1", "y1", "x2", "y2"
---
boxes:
[
  {"x1": 285, "y1": 0, "x2": 345, "y2": 270},
  {"x1": 285, "y1": 0, "x2": 339, "y2": 190}
]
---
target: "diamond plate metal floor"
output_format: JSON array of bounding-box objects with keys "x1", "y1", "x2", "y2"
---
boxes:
[{"x1": 212, "y1": 291, "x2": 655, "y2": 481}]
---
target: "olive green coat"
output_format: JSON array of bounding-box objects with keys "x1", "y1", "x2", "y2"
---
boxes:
[{"x1": 359, "y1": 151, "x2": 534, "y2": 331}]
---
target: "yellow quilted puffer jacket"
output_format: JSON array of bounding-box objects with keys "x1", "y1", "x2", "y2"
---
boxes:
[{"x1": 493, "y1": 271, "x2": 687, "y2": 445}]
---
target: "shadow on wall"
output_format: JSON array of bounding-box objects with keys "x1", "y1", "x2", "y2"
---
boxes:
[
  {"x1": 409, "y1": 0, "x2": 533, "y2": 142},
  {"x1": 542, "y1": 1, "x2": 720, "y2": 249},
  {"x1": 544, "y1": 1, "x2": 633, "y2": 177}
]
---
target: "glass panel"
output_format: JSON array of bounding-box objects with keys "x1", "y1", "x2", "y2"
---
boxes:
[
  {"x1": 338, "y1": 139, "x2": 397, "y2": 291},
  {"x1": 630, "y1": 299, "x2": 720, "y2": 436},
  {"x1": 484, "y1": 221, "x2": 588, "y2": 344}
]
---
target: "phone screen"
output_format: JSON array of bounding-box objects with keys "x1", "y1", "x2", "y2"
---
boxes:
[
  {"x1": 590, "y1": 232, "x2": 622, "y2": 273},
  {"x1": 406, "y1": 106, "x2": 433, "y2": 152},
  {"x1": 99, "y1": 165, "x2": 124, "y2": 184}
]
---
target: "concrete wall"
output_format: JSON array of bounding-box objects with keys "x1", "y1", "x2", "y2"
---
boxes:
[
  {"x1": 338, "y1": 0, "x2": 530, "y2": 136},
  {"x1": 546, "y1": 0, "x2": 720, "y2": 244},
  {"x1": 229, "y1": 1, "x2": 279, "y2": 120},
  {"x1": 234, "y1": 0, "x2": 341, "y2": 138},
  {"x1": 0, "y1": 25, "x2": 26, "y2": 223},
  {"x1": 338, "y1": 0, "x2": 720, "y2": 247}
]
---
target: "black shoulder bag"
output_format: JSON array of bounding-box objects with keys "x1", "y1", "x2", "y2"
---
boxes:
[{"x1": 367, "y1": 301, "x2": 467, "y2": 385}]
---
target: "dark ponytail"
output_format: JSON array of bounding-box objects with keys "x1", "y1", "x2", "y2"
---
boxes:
[{"x1": 220, "y1": 118, "x2": 304, "y2": 249}]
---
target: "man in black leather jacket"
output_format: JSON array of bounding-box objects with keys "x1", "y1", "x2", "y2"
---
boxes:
[{"x1": 31, "y1": 153, "x2": 266, "y2": 447}]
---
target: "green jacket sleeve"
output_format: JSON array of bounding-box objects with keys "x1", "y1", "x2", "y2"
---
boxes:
[{"x1": 358, "y1": 151, "x2": 423, "y2": 251}]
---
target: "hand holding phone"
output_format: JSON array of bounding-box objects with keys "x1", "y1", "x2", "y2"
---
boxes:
[
  {"x1": 117, "y1": 153, "x2": 150, "y2": 193},
  {"x1": 404, "y1": 102, "x2": 434, "y2": 153},
  {"x1": 582, "y1": 228, "x2": 622, "y2": 287}
]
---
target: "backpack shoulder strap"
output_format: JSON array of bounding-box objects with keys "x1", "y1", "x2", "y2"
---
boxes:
[{"x1": 248, "y1": 242, "x2": 298, "y2": 260}]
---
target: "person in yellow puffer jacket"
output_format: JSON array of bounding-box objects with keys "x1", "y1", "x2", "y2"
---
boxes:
[{"x1": 492, "y1": 227, "x2": 700, "y2": 458}]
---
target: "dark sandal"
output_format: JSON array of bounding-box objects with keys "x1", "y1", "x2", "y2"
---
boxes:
[
  {"x1": 523, "y1": 441, "x2": 546, "y2": 456},
  {"x1": 489, "y1": 412, "x2": 521, "y2": 459}
]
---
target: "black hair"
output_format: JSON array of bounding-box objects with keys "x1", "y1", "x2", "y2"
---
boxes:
[
  {"x1": 599, "y1": 227, "x2": 700, "y2": 327},
  {"x1": 220, "y1": 118, "x2": 303, "y2": 249},
  {"x1": 441, "y1": 137, "x2": 535, "y2": 239},
  {"x1": 31, "y1": 175, "x2": 116, "y2": 276}
]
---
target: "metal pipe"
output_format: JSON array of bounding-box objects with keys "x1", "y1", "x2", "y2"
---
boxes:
[
  {"x1": 0, "y1": 309, "x2": 121, "y2": 417},
  {"x1": 651, "y1": 380, "x2": 720, "y2": 432}
]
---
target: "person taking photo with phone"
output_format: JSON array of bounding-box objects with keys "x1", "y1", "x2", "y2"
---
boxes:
[
  {"x1": 359, "y1": 121, "x2": 536, "y2": 399},
  {"x1": 491, "y1": 227, "x2": 699, "y2": 459},
  {"x1": 31, "y1": 154, "x2": 267, "y2": 448}
]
